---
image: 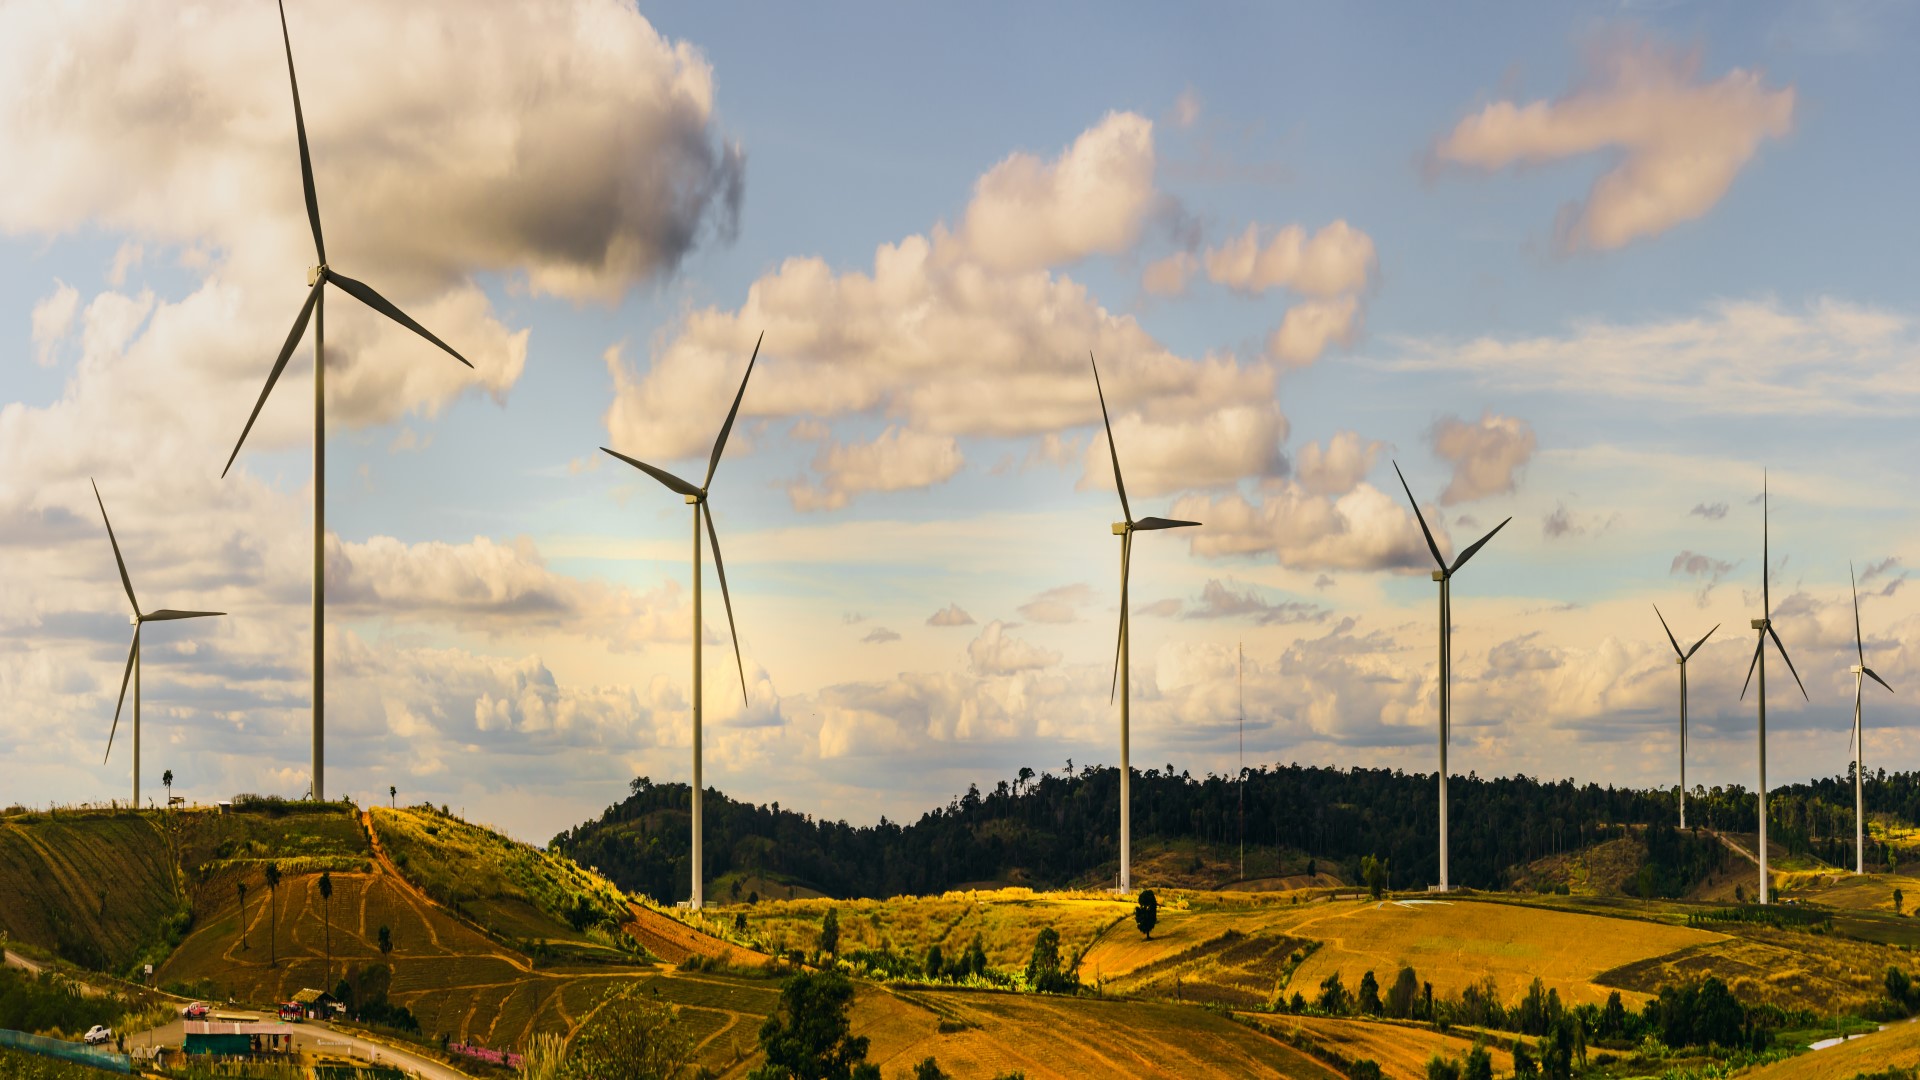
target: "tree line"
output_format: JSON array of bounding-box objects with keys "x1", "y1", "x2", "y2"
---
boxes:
[{"x1": 550, "y1": 764, "x2": 1919, "y2": 904}]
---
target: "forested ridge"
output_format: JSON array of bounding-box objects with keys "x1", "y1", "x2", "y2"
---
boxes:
[{"x1": 548, "y1": 763, "x2": 1920, "y2": 904}]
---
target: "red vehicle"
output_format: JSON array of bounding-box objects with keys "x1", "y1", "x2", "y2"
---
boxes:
[
  {"x1": 277, "y1": 1003, "x2": 303, "y2": 1022},
  {"x1": 181, "y1": 1002, "x2": 210, "y2": 1020}
]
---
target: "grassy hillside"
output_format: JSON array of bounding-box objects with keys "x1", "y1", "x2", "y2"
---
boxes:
[
  {"x1": 0, "y1": 810, "x2": 179, "y2": 973},
  {"x1": 367, "y1": 805, "x2": 629, "y2": 957}
]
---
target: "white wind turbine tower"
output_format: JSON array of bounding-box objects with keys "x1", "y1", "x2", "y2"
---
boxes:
[
  {"x1": 601, "y1": 334, "x2": 762, "y2": 911},
  {"x1": 1090, "y1": 353, "x2": 1199, "y2": 894},
  {"x1": 221, "y1": 1, "x2": 474, "y2": 802},
  {"x1": 1392, "y1": 461, "x2": 1510, "y2": 892},
  {"x1": 92, "y1": 481, "x2": 224, "y2": 808},
  {"x1": 1845, "y1": 561, "x2": 1895, "y2": 874},
  {"x1": 1653, "y1": 606, "x2": 1717, "y2": 829},
  {"x1": 1738, "y1": 473, "x2": 1808, "y2": 905}
]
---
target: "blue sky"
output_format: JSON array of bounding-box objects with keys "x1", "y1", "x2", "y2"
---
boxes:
[{"x1": 3, "y1": 0, "x2": 1919, "y2": 844}]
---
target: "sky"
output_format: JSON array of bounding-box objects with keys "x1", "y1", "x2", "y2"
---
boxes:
[{"x1": 4, "y1": 1, "x2": 1920, "y2": 846}]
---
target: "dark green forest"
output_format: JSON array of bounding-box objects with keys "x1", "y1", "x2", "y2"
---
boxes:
[{"x1": 548, "y1": 763, "x2": 1920, "y2": 905}]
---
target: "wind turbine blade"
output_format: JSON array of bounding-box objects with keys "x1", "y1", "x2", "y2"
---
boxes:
[
  {"x1": 1767, "y1": 626, "x2": 1809, "y2": 701},
  {"x1": 1848, "y1": 715, "x2": 1856, "y2": 759},
  {"x1": 704, "y1": 332, "x2": 762, "y2": 490},
  {"x1": 1867, "y1": 667, "x2": 1895, "y2": 694},
  {"x1": 1852, "y1": 561, "x2": 1866, "y2": 667},
  {"x1": 327, "y1": 271, "x2": 473, "y2": 368},
  {"x1": 276, "y1": 0, "x2": 325, "y2": 264},
  {"x1": 223, "y1": 280, "x2": 322, "y2": 478},
  {"x1": 1762, "y1": 471, "x2": 1770, "y2": 616},
  {"x1": 1684, "y1": 624, "x2": 1720, "y2": 660},
  {"x1": 1390, "y1": 460, "x2": 1446, "y2": 571},
  {"x1": 105, "y1": 627, "x2": 138, "y2": 763},
  {"x1": 144, "y1": 610, "x2": 226, "y2": 621},
  {"x1": 90, "y1": 480, "x2": 139, "y2": 615},
  {"x1": 599, "y1": 448, "x2": 701, "y2": 498},
  {"x1": 1110, "y1": 531, "x2": 1131, "y2": 705},
  {"x1": 1133, "y1": 516, "x2": 1201, "y2": 531},
  {"x1": 1653, "y1": 604, "x2": 1683, "y2": 658},
  {"x1": 1089, "y1": 353, "x2": 1132, "y2": 524},
  {"x1": 1740, "y1": 636, "x2": 1763, "y2": 701},
  {"x1": 1450, "y1": 517, "x2": 1512, "y2": 574},
  {"x1": 701, "y1": 503, "x2": 750, "y2": 706}
]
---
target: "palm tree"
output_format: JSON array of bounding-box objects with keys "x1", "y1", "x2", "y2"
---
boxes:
[
  {"x1": 264, "y1": 862, "x2": 281, "y2": 967},
  {"x1": 162, "y1": 770, "x2": 174, "y2": 807},
  {"x1": 318, "y1": 871, "x2": 333, "y2": 987},
  {"x1": 237, "y1": 880, "x2": 249, "y2": 951},
  {"x1": 389, "y1": 785, "x2": 396, "y2": 809}
]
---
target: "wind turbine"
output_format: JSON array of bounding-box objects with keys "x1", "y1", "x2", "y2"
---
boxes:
[
  {"x1": 1653, "y1": 606, "x2": 1717, "y2": 829},
  {"x1": 1392, "y1": 461, "x2": 1510, "y2": 892},
  {"x1": 1090, "y1": 353, "x2": 1199, "y2": 894},
  {"x1": 1739, "y1": 472, "x2": 1808, "y2": 905},
  {"x1": 220, "y1": 0, "x2": 474, "y2": 802},
  {"x1": 1845, "y1": 561, "x2": 1895, "y2": 875},
  {"x1": 92, "y1": 481, "x2": 224, "y2": 808},
  {"x1": 600, "y1": 333, "x2": 761, "y2": 911}
]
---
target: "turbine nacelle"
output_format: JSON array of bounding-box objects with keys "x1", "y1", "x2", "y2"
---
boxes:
[
  {"x1": 1431, "y1": 570, "x2": 1447, "y2": 583},
  {"x1": 1852, "y1": 664, "x2": 1866, "y2": 675},
  {"x1": 308, "y1": 264, "x2": 326, "y2": 286},
  {"x1": 1750, "y1": 619, "x2": 1769, "y2": 630},
  {"x1": 1111, "y1": 522, "x2": 1128, "y2": 535}
]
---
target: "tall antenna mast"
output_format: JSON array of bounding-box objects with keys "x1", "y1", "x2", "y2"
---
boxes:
[{"x1": 1238, "y1": 641, "x2": 1245, "y2": 883}]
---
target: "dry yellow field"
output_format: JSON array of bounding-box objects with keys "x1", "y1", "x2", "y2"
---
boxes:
[
  {"x1": 1742, "y1": 1018, "x2": 1920, "y2": 1079},
  {"x1": 1594, "y1": 923, "x2": 1908, "y2": 1014},
  {"x1": 1247, "y1": 1015, "x2": 1516, "y2": 1080},
  {"x1": 741, "y1": 888, "x2": 1138, "y2": 972},
  {"x1": 1281, "y1": 898, "x2": 1720, "y2": 1007},
  {"x1": 780, "y1": 985, "x2": 1345, "y2": 1080}
]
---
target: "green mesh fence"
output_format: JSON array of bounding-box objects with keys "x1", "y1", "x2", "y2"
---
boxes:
[{"x1": 0, "y1": 1028, "x2": 131, "y2": 1073}]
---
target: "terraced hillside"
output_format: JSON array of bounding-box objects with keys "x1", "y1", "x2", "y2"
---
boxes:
[{"x1": 0, "y1": 810, "x2": 179, "y2": 973}]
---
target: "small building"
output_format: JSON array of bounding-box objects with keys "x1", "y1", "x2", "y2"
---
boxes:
[
  {"x1": 289, "y1": 988, "x2": 336, "y2": 1019},
  {"x1": 183, "y1": 1020, "x2": 294, "y2": 1056}
]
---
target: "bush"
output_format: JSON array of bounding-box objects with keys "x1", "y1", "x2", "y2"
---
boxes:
[
  {"x1": 911, "y1": 1058, "x2": 949, "y2": 1080},
  {"x1": 750, "y1": 971, "x2": 878, "y2": 1080},
  {"x1": 1347, "y1": 1061, "x2": 1384, "y2": 1080}
]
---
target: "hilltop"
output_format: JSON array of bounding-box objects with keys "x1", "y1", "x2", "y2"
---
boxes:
[{"x1": 550, "y1": 764, "x2": 1920, "y2": 906}]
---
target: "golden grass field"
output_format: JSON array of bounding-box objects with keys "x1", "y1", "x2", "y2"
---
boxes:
[
  {"x1": 824, "y1": 985, "x2": 1344, "y2": 1080},
  {"x1": 1246, "y1": 1014, "x2": 1515, "y2": 1080},
  {"x1": 1743, "y1": 1017, "x2": 1920, "y2": 1079},
  {"x1": 738, "y1": 888, "x2": 1138, "y2": 973}
]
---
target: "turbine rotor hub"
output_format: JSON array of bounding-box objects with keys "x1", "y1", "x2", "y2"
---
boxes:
[{"x1": 129, "y1": 614, "x2": 139, "y2": 626}]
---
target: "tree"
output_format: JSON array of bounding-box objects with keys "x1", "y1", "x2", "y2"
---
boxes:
[
  {"x1": 1463, "y1": 1043, "x2": 1493, "y2": 1080},
  {"x1": 1361, "y1": 855, "x2": 1386, "y2": 899},
  {"x1": 1316, "y1": 971, "x2": 1348, "y2": 1014},
  {"x1": 389, "y1": 785, "x2": 396, "y2": 809},
  {"x1": 319, "y1": 871, "x2": 334, "y2": 986},
  {"x1": 1386, "y1": 965, "x2": 1419, "y2": 1019},
  {"x1": 378, "y1": 924, "x2": 392, "y2": 958},
  {"x1": 750, "y1": 971, "x2": 879, "y2": 1080},
  {"x1": 911, "y1": 1058, "x2": 948, "y2": 1080},
  {"x1": 1134, "y1": 889, "x2": 1157, "y2": 939},
  {"x1": 1307, "y1": 857, "x2": 1317, "y2": 880},
  {"x1": 1348, "y1": 1062, "x2": 1383, "y2": 1080},
  {"x1": 818, "y1": 909, "x2": 840, "y2": 959},
  {"x1": 923, "y1": 944, "x2": 944, "y2": 981},
  {"x1": 1024, "y1": 927, "x2": 1075, "y2": 994},
  {"x1": 1510, "y1": 1040, "x2": 1538, "y2": 1078},
  {"x1": 237, "y1": 881, "x2": 249, "y2": 951},
  {"x1": 962, "y1": 934, "x2": 988, "y2": 979},
  {"x1": 264, "y1": 862, "x2": 281, "y2": 967},
  {"x1": 1425, "y1": 1055, "x2": 1461, "y2": 1080},
  {"x1": 162, "y1": 770, "x2": 174, "y2": 806},
  {"x1": 566, "y1": 984, "x2": 696, "y2": 1080},
  {"x1": 1357, "y1": 970, "x2": 1382, "y2": 1015},
  {"x1": 1897, "y1": 887, "x2": 1906, "y2": 915}
]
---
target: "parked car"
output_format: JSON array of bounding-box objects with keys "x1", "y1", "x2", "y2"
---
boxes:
[
  {"x1": 83, "y1": 1025, "x2": 112, "y2": 1045},
  {"x1": 182, "y1": 1002, "x2": 210, "y2": 1019},
  {"x1": 277, "y1": 1003, "x2": 302, "y2": 1022}
]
